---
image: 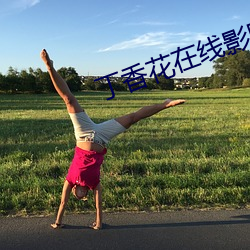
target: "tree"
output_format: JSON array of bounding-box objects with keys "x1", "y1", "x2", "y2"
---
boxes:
[
  {"x1": 84, "y1": 77, "x2": 96, "y2": 90},
  {"x1": 212, "y1": 73, "x2": 224, "y2": 88},
  {"x1": 34, "y1": 68, "x2": 53, "y2": 93},
  {"x1": 5, "y1": 67, "x2": 20, "y2": 93},
  {"x1": 146, "y1": 78, "x2": 158, "y2": 90},
  {"x1": 189, "y1": 78, "x2": 198, "y2": 88},
  {"x1": 111, "y1": 78, "x2": 127, "y2": 91},
  {"x1": 95, "y1": 77, "x2": 109, "y2": 91},
  {"x1": 0, "y1": 73, "x2": 7, "y2": 92},
  {"x1": 57, "y1": 67, "x2": 81, "y2": 92},
  {"x1": 206, "y1": 74, "x2": 214, "y2": 88},
  {"x1": 19, "y1": 69, "x2": 36, "y2": 93},
  {"x1": 157, "y1": 75, "x2": 175, "y2": 90},
  {"x1": 213, "y1": 50, "x2": 250, "y2": 87},
  {"x1": 198, "y1": 77, "x2": 210, "y2": 88}
]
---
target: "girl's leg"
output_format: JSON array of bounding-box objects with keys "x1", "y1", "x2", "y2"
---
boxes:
[
  {"x1": 51, "y1": 180, "x2": 72, "y2": 228},
  {"x1": 115, "y1": 99, "x2": 185, "y2": 129},
  {"x1": 40, "y1": 49, "x2": 83, "y2": 113}
]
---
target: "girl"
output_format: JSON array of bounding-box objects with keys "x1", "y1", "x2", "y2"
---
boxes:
[{"x1": 40, "y1": 49, "x2": 185, "y2": 230}]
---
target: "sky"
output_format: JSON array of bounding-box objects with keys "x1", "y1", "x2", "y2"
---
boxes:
[{"x1": 0, "y1": 0, "x2": 249, "y2": 79}]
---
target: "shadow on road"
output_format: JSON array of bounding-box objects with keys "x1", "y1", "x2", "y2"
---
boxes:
[{"x1": 101, "y1": 215, "x2": 250, "y2": 230}]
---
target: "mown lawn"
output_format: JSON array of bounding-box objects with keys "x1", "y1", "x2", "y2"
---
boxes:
[{"x1": 0, "y1": 88, "x2": 249, "y2": 215}]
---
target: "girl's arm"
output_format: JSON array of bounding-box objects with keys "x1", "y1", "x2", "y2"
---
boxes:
[{"x1": 93, "y1": 183, "x2": 102, "y2": 229}]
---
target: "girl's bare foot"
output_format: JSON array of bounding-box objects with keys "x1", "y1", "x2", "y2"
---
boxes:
[
  {"x1": 40, "y1": 49, "x2": 54, "y2": 70},
  {"x1": 164, "y1": 99, "x2": 186, "y2": 108},
  {"x1": 50, "y1": 223, "x2": 64, "y2": 229}
]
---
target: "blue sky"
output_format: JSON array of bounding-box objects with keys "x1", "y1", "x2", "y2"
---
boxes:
[{"x1": 0, "y1": 0, "x2": 249, "y2": 78}]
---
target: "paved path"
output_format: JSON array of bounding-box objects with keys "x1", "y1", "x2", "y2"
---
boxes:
[{"x1": 1, "y1": 209, "x2": 250, "y2": 250}]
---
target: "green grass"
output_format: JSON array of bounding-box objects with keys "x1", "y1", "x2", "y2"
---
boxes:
[{"x1": 0, "y1": 88, "x2": 250, "y2": 215}]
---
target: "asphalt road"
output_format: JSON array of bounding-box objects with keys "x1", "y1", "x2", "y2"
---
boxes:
[{"x1": 1, "y1": 209, "x2": 250, "y2": 250}]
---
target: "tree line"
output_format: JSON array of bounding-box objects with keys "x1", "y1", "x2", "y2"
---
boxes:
[
  {"x1": 0, "y1": 67, "x2": 82, "y2": 94},
  {"x1": 178, "y1": 50, "x2": 250, "y2": 89},
  {"x1": 0, "y1": 66, "x2": 176, "y2": 93},
  {"x1": 1, "y1": 50, "x2": 250, "y2": 94}
]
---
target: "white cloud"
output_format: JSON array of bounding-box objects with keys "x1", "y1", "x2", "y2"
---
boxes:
[
  {"x1": 104, "y1": 19, "x2": 119, "y2": 26},
  {"x1": 228, "y1": 15, "x2": 241, "y2": 20},
  {"x1": 159, "y1": 42, "x2": 189, "y2": 52},
  {"x1": 0, "y1": 0, "x2": 40, "y2": 15},
  {"x1": 175, "y1": 32, "x2": 192, "y2": 36},
  {"x1": 125, "y1": 21, "x2": 177, "y2": 26},
  {"x1": 121, "y1": 5, "x2": 141, "y2": 16},
  {"x1": 98, "y1": 31, "x2": 209, "y2": 52},
  {"x1": 12, "y1": 0, "x2": 40, "y2": 10},
  {"x1": 195, "y1": 33, "x2": 209, "y2": 41},
  {"x1": 98, "y1": 32, "x2": 166, "y2": 52}
]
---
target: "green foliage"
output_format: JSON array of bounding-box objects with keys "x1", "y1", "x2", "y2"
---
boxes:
[
  {"x1": 19, "y1": 68, "x2": 36, "y2": 93},
  {"x1": 145, "y1": 78, "x2": 158, "y2": 90},
  {"x1": 242, "y1": 78, "x2": 250, "y2": 87},
  {"x1": 0, "y1": 89, "x2": 250, "y2": 215},
  {"x1": 198, "y1": 76, "x2": 212, "y2": 88},
  {"x1": 156, "y1": 75, "x2": 175, "y2": 90},
  {"x1": 34, "y1": 68, "x2": 53, "y2": 93},
  {"x1": 57, "y1": 67, "x2": 82, "y2": 92},
  {"x1": 0, "y1": 67, "x2": 188, "y2": 93},
  {"x1": 5, "y1": 67, "x2": 20, "y2": 93},
  {"x1": 0, "y1": 73, "x2": 7, "y2": 92},
  {"x1": 111, "y1": 78, "x2": 127, "y2": 91},
  {"x1": 84, "y1": 76, "x2": 96, "y2": 90},
  {"x1": 2, "y1": 49, "x2": 250, "y2": 94},
  {"x1": 0, "y1": 67, "x2": 80, "y2": 93},
  {"x1": 84, "y1": 77, "x2": 96, "y2": 90},
  {"x1": 213, "y1": 50, "x2": 250, "y2": 88}
]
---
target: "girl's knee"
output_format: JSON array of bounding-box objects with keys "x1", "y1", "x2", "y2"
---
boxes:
[{"x1": 115, "y1": 113, "x2": 136, "y2": 129}]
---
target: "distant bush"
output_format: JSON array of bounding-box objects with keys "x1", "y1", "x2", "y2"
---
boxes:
[{"x1": 242, "y1": 78, "x2": 250, "y2": 87}]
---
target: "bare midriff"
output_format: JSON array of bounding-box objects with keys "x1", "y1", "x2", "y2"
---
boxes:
[{"x1": 76, "y1": 141, "x2": 105, "y2": 153}]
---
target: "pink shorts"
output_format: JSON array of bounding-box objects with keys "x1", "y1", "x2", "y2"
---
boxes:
[{"x1": 66, "y1": 147, "x2": 107, "y2": 190}]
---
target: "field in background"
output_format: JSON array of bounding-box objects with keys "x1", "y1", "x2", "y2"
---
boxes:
[{"x1": 0, "y1": 88, "x2": 249, "y2": 216}]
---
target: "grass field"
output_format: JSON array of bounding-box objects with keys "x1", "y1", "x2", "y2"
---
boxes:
[{"x1": 0, "y1": 88, "x2": 249, "y2": 216}]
